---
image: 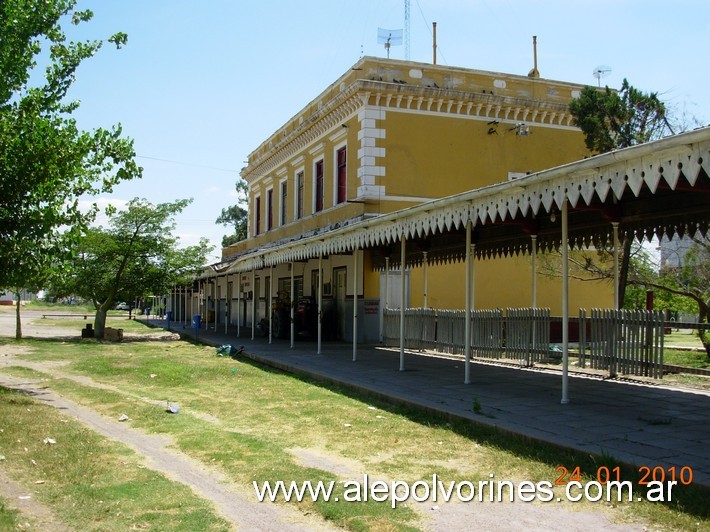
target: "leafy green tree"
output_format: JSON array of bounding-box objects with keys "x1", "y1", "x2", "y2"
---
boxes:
[
  {"x1": 0, "y1": 0, "x2": 141, "y2": 338},
  {"x1": 569, "y1": 78, "x2": 674, "y2": 153},
  {"x1": 628, "y1": 237, "x2": 710, "y2": 356},
  {"x1": 569, "y1": 79, "x2": 675, "y2": 305},
  {"x1": 66, "y1": 198, "x2": 212, "y2": 339},
  {"x1": 216, "y1": 179, "x2": 248, "y2": 248}
]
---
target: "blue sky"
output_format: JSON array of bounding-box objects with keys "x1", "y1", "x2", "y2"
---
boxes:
[{"x1": 61, "y1": 0, "x2": 710, "y2": 262}]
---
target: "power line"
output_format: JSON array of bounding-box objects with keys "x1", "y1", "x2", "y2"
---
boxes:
[{"x1": 136, "y1": 155, "x2": 238, "y2": 174}]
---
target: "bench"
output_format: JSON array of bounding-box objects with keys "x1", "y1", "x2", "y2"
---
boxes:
[{"x1": 42, "y1": 314, "x2": 89, "y2": 320}]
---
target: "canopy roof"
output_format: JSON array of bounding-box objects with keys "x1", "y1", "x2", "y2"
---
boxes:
[{"x1": 207, "y1": 127, "x2": 710, "y2": 277}]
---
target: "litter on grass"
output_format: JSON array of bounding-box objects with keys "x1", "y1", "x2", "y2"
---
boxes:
[
  {"x1": 216, "y1": 345, "x2": 244, "y2": 357},
  {"x1": 166, "y1": 401, "x2": 180, "y2": 414}
]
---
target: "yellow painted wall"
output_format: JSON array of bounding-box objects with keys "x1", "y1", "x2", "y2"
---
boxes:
[
  {"x1": 407, "y1": 255, "x2": 612, "y2": 313},
  {"x1": 383, "y1": 112, "x2": 587, "y2": 200}
]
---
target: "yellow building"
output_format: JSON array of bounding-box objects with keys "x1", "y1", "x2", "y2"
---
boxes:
[{"x1": 208, "y1": 56, "x2": 612, "y2": 343}]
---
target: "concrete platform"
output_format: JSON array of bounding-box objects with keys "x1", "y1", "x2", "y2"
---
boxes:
[{"x1": 146, "y1": 317, "x2": 710, "y2": 488}]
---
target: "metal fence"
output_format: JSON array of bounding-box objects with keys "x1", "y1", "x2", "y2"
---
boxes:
[
  {"x1": 580, "y1": 308, "x2": 665, "y2": 379},
  {"x1": 383, "y1": 307, "x2": 549, "y2": 364}
]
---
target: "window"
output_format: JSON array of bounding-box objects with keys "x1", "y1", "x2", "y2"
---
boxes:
[
  {"x1": 266, "y1": 188, "x2": 273, "y2": 231},
  {"x1": 280, "y1": 181, "x2": 288, "y2": 225},
  {"x1": 296, "y1": 171, "x2": 304, "y2": 220},
  {"x1": 254, "y1": 195, "x2": 261, "y2": 236},
  {"x1": 277, "y1": 276, "x2": 303, "y2": 302},
  {"x1": 336, "y1": 146, "x2": 347, "y2": 204},
  {"x1": 314, "y1": 159, "x2": 324, "y2": 213}
]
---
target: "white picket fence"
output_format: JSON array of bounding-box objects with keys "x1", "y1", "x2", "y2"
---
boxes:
[
  {"x1": 579, "y1": 308, "x2": 665, "y2": 379},
  {"x1": 383, "y1": 307, "x2": 549, "y2": 365}
]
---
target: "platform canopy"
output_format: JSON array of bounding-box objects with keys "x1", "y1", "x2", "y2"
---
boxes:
[{"x1": 214, "y1": 126, "x2": 710, "y2": 275}]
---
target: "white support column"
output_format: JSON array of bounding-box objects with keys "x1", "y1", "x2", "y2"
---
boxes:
[
  {"x1": 213, "y1": 279, "x2": 217, "y2": 331},
  {"x1": 380, "y1": 256, "x2": 390, "y2": 343},
  {"x1": 224, "y1": 276, "x2": 229, "y2": 335},
  {"x1": 290, "y1": 262, "x2": 295, "y2": 349},
  {"x1": 236, "y1": 274, "x2": 241, "y2": 338},
  {"x1": 268, "y1": 265, "x2": 273, "y2": 344},
  {"x1": 317, "y1": 253, "x2": 323, "y2": 355},
  {"x1": 251, "y1": 269, "x2": 256, "y2": 340},
  {"x1": 561, "y1": 201, "x2": 570, "y2": 404},
  {"x1": 612, "y1": 222, "x2": 620, "y2": 310},
  {"x1": 422, "y1": 250, "x2": 429, "y2": 309},
  {"x1": 464, "y1": 222, "x2": 473, "y2": 384},
  {"x1": 531, "y1": 235, "x2": 538, "y2": 309},
  {"x1": 352, "y1": 248, "x2": 359, "y2": 362},
  {"x1": 399, "y1": 235, "x2": 406, "y2": 372}
]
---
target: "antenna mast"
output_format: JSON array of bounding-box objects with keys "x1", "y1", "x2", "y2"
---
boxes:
[{"x1": 404, "y1": 0, "x2": 410, "y2": 60}]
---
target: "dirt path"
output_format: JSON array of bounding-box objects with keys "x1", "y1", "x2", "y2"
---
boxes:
[{"x1": 0, "y1": 309, "x2": 643, "y2": 531}]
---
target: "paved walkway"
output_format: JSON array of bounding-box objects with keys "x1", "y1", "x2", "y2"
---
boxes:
[{"x1": 144, "y1": 317, "x2": 710, "y2": 487}]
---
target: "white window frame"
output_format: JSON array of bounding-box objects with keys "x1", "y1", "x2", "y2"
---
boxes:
[
  {"x1": 294, "y1": 167, "x2": 305, "y2": 221},
  {"x1": 265, "y1": 185, "x2": 274, "y2": 231},
  {"x1": 332, "y1": 141, "x2": 347, "y2": 206},
  {"x1": 312, "y1": 157, "x2": 324, "y2": 214},
  {"x1": 279, "y1": 178, "x2": 288, "y2": 226}
]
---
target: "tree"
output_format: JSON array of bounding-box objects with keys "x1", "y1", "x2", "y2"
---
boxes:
[
  {"x1": 0, "y1": 1, "x2": 141, "y2": 338},
  {"x1": 216, "y1": 179, "x2": 248, "y2": 248},
  {"x1": 569, "y1": 79, "x2": 674, "y2": 305},
  {"x1": 569, "y1": 78, "x2": 674, "y2": 153},
  {"x1": 65, "y1": 198, "x2": 212, "y2": 339},
  {"x1": 628, "y1": 236, "x2": 710, "y2": 356}
]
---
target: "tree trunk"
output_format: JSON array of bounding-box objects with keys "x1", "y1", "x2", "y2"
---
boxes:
[
  {"x1": 698, "y1": 301, "x2": 710, "y2": 359},
  {"x1": 94, "y1": 305, "x2": 109, "y2": 339},
  {"x1": 14, "y1": 291, "x2": 22, "y2": 340},
  {"x1": 618, "y1": 238, "x2": 632, "y2": 308}
]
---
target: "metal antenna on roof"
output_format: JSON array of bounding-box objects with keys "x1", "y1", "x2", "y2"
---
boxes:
[
  {"x1": 377, "y1": 28, "x2": 403, "y2": 58},
  {"x1": 592, "y1": 65, "x2": 612, "y2": 87}
]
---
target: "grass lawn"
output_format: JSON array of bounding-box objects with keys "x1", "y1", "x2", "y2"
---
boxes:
[
  {"x1": 0, "y1": 386, "x2": 230, "y2": 531},
  {"x1": 1, "y1": 316, "x2": 709, "y2": 530}
]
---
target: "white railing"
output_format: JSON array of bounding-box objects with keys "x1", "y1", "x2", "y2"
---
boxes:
[
  {"x1": 580, "y1": 308, "x2": 665, "y2": 379},
  {"x1": 383, "y1": 307, "x2": 549, "y2": 364}
]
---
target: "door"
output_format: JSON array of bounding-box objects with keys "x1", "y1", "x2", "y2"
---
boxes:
[{"x1": 334, "y1": 268, "x2": 347, "y2": 340}]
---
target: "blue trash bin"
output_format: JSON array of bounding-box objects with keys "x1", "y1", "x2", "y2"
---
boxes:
[
  {"x1": 192, "y1": 315, "x2": 201, "y2": 329},
  {"x1": 145, "y1": 307, "x2": 151, "y2": 317},
  {"x1": 166, "y1": 310, "x2": 172, "y2": 322}
]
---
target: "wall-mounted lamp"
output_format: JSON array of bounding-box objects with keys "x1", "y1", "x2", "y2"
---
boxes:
[
  {"x1": 510, "y1": 123, "x2": 530, "y2": 136},
  {"x1": 550, "y1": 211, "x2": 557, "y2": 223}
]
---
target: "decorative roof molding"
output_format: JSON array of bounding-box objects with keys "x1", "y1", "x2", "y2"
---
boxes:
[{"x1": 241, "y1": 78, "x2": 579, "y2": 186}]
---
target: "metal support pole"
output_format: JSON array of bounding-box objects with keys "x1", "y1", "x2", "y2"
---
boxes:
[
  {"x1": 290, "y1": 262, "x2": 295, "y2": 349},
  {"x1": 612, "y1": 222, "x2": 620, "y2": 310},
  {"x1": 422, "y1": 250, "x2": 428, "y2": 309},
  {"x1": 531, "y1": 235, "x2": 538, "y2": 309},
  {"x1": 251, "y1": 269, "x2": 256, "y2": 340},
  {"x1": 268, "y1": 265, "x2": 273, "y2": 344},
  {"x1": 317, "y1": 253, "x2": 323, "y2": 355},
  {"x1": 236, "y1": 274, "x2": 241, "y2": 338},
  {"x1": 561, "y1": 200, "x2": 570, "y2": 404},
  {"x1": 380, "y1": 256, "x2": 390, "y2": 343},
  {"x1": 464, "y1": 222, "x2": 472, "y2": 384},
  {"x1": 352, "y1": 248, "x2": 359, "y2": 362},
  {"x1": 225, "y1": 276, "x2": 229, "y2": 335},
  {"x1": 213, "y1": 278, "x2": 217, "y2": 331},
  {"x1": 399, "y1": 235, "x2": 406, "y2": 372}
]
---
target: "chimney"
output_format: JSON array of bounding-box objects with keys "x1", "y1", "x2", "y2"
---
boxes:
[
  {"x1": 528, "y1": 35, "x2": 540, "y2": 78},
  {"x1": 432, "y1": 22, "x2": 437, "y2": 65}
]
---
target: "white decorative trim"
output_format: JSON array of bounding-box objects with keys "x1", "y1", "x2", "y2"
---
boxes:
[
  {"x1": 308, "y1": 143, "x2": 325, "y2": 156},
  {"x1": 229, "y1": 127, "x2": 710, "y2": 268}
]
